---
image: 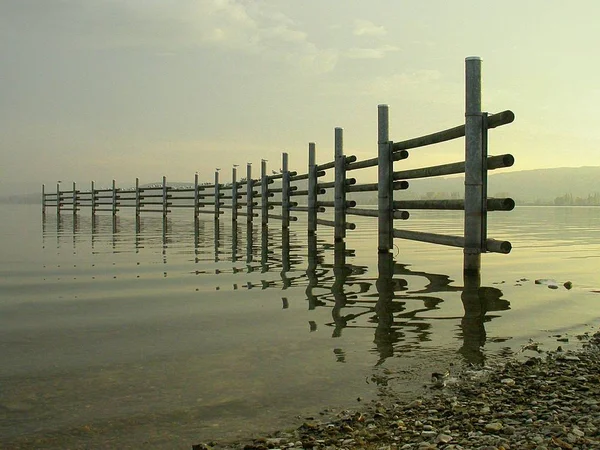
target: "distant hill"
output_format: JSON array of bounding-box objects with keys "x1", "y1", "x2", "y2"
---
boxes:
[
  {"x1": 0, "y1": 193, "x2": 41, "y2": 205},
  {"x1": 401, "y1": 166, "x2": 600, "y2": 205},
  {"x1": 3, "y1": 166, "x2": 600, "y2": 206}
]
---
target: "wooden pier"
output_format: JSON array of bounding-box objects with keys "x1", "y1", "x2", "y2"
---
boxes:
[{"x1": 42, "y1": 57, "x2": 515, "y2": 274}]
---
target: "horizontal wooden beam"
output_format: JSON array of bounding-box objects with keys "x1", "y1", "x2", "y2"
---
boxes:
[{"x1": 392, "y1": 110, "x2": 514, "y2": 152}]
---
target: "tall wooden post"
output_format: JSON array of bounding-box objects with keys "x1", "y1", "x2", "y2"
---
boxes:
[
  {"x1": 464, "y1": 56, "x2": 483, "y2": 274},
  {"x1": 261, "y1": 159, "x2": 268, "y2": 227},
  {"x1": 91, "y1": 181, "x2": 96, "y2": 216},
  {"x1": 162, "y1": 176, "x2": 168, "y2": 217},
  {"x1": 307, "y1": 142, "x2": 317, "y2": 235},
  {"x1": 194, "y1": 173, "x2": 199, "y2": 218},
  {"x1": 72, "y1": 182, "x2": 77, "y2": 216},
  {"x1": 214, "y1": 171, "x2": 220, "y2": 220},
  {"x1": 232, "y1": 167, "x2": 238, "y2": 222},
  {"x1": 481, "y1": 113, "x2": 489, "y2": 250},
  {"x1": 378, "y1": 105, "x2": 393, "y2": 253},
  {"x1": 111, "y1": 179, "x2": 117, "y2": 217},
  {"x1": 282, "y1": 153, "x2": 290, "y2": 228},
  {"x1": 56, "y1": 182, "x2": 61, "y2": 215},
  {"x1": 135, "y1": 178, "x2": 140, "y2": 217},
  {"x1": 41, "y1": 184, "x2": 46, "y2": 215},
  {"x1": 334, "y1": 128, "x2": 346, "y2": 242},
  {"x1": 246, "y1": 163, "x2": 253, "y2": 223}
]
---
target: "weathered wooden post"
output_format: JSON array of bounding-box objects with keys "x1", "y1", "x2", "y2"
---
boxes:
[
  {"x1": 41, "y1": 184, "x2": 46, "y2": 215},
  {"x1": 464, "y1": 56, "x2": 483, "y2": 274},
  {"x1": 378, "y1": 105, "x2": 393, "y2": 253},
  {"x1": 282, "y1": 153, "x2": 290, "y2": 228},
  {"x1": 307, "y1": 142, "x2": 317, "y2": 235},
  {"x1": 232, "y1": 166, "x2": 238, "y2": 222},
  {"x1": 214, "y1": 171, "x2": 220, "y2": 220},
  {"x1": 135, "y1": 178, "x2": 140, "y2": 217},
  {"x1": 91, "y1": 181, "x2": 96, "y2": 216},
  {"x1": 162, "y1": 176, "x2": 168, "y2": 217},
  {"x1": 72, "y1": 182, "x2": 77, "y2": 216},
  {"x1": 111, "y1": 179, "x2": 117, "y2": 216},
  {"x1": 56, "y1": 182, "x2": 61, "y2": 215},
  {"x1": 261, "y1": 159, "x2": 268, "y2": 227},
  {"x1": 194, "y1": 173, "x2": 199, "y2": 218},
  {"x1": 481, "y1": 112, "x2": 489, "y2": 249},
  {"x1": 334, "y1": 128, "x2": 346, "y2": 242},
  {"x1": 246, "y1": 163, "x2": 253, "y2": 223}
]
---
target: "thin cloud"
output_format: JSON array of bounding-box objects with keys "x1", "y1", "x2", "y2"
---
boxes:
[
  {"x1": 73, "y1": 0, "x2": 338, "y2": 73},
  {"x1": 345, "y1": 45, "x2": 399, "y2": 60},
  {"x1": 364, "y1": 70, "x2": 444, "y2": 95},
  {"x1": 353, "y1": 19, "x2": 387, "y2": 37}
]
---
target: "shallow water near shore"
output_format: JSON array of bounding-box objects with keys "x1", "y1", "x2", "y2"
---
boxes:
[{"x1": 1, "y1": 204, "x2": 599, "y2": 448}]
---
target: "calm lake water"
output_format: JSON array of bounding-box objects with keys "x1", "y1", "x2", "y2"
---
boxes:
[{"x1": 1, "y1": 204, "x2": 599, "y2": 448}]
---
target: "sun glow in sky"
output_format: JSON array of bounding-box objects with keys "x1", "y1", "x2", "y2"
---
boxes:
[{"x1": 2, "y1": 1, "x2": 599, "y2": 194}]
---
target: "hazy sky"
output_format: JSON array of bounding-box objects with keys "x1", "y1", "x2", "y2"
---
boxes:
[{"x1": 2, "y1": 1, "x2": 599, "y2": 194}]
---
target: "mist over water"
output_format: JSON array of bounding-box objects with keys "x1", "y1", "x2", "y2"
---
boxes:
[{"x1": 1, "y1": 205, "x2": 600, "y2": 448}]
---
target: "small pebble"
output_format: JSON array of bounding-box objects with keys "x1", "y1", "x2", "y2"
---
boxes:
[{"x1": 194, "y1": 330, "x2": 600, "y2": 450}]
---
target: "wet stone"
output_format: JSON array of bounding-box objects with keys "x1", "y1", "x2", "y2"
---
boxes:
[{"x1": 193, "y1": 330, "x2": 600, "y2": 450}]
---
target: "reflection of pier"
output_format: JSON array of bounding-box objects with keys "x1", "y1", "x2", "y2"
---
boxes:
[{"x1": 42, "y1": 214, "x2": 510, "y2": 366}]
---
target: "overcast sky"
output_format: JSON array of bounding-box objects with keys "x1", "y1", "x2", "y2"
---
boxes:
[{"x1": 2, "y1": 1, "x2": 599, "y2": 194}]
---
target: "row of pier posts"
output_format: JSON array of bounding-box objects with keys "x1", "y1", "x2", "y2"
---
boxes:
[{"x1": 42, "y1": 57, "x2": 512, "y2": 275}]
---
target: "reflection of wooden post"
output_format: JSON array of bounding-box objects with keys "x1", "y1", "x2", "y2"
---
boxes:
[
  {"x1": 261, "y1": 159, "x2": 268, "y2": 227},
  {"x1": 232, "y1": 167, "x2": 238, "y2": 222},
  {"x1": 214, "y1": 219, "x2": 220, "y2": 262},
  {"x1": 378, "y1": 105, "x2": 393, "y2": 253},
  {"x1": 282, "y1": 153, "x2": 290, "y2": 228},
  {"x1": 308, "y1": 143, "x2": 317, "y2": 235},
  {"x1": 464, "y1": 56, "x2": 483, "y2": 274},
  {"x1": 246, "y1": 222, "x2": 253, "y2": 264},
  {"x1": 246, "y1": 163, "x2": 253, "y2": 224},
  {"x1": 280, "y1": 227, "x2": 291, "y2": 289},
  {"x1": 306, "y1": 233, "x2": 318, "y2": 310},
  {"x1": 334, "y1": 128, "x2": 345, "y2": 242},
  {"x1": 232, "y1": 222, "x2": 238, "y2": 262},
  {"x1": 135, "y1": 213, "x2": 141, "y2": 240},
  {"x1": 375, "y1": 251, "x2": 395, "y2": 363},
  {"x1": 331, "y1": 240, "x2": 348, "y2": 338},
  {"x1": 261, "y1": 225, "x2": 269, "y2": 272},
  {"x1": 460, "y1": 273, "x2": 485, "y2": 365}
]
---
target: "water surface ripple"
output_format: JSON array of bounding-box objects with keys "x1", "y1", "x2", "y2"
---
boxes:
[{"x1": 1, "y1": 205, "x2": 599, "y2": 448}]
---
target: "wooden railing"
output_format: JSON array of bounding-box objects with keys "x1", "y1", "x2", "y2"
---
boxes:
[{"x1": 42, "y1": 57, "x2": 515, "y2": 273}]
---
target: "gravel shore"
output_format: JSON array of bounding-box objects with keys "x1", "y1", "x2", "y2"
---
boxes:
[{"x1": 193, "y1": 330, "x2": 600, "y2": 450}]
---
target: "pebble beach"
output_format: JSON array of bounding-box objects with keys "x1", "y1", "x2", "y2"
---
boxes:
[{"x1": 193, "y1": 330, "x2": 600, "y2": 450}]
